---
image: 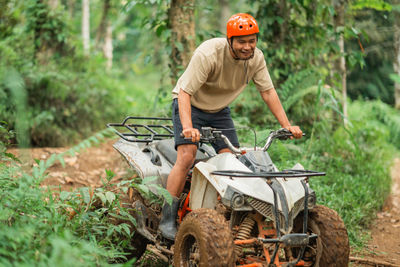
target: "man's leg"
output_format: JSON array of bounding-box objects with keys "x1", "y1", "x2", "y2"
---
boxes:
[
  {"x1": 218, "y1": 148, "x2": 232, "y2": 154},
  {"x1": 159, "y1": 144, "x2": 197, "y2": 241},
  {"x1": 166, "y1": 144, "x2": 197, "y2": 197}
]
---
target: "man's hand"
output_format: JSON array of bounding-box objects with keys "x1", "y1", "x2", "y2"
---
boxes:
[
  {"x1": 285, "y1": 125, "x2": 303, "y2": 139},
  {"x1": 182, "y1": 127, "x2": 201, "y2": 142}
]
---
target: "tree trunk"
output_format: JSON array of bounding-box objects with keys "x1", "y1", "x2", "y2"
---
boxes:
[
  {"x1": 334, "y1": 0, "x2": 348, "y2": 125},
  {"x1": 394, "y1": 9, "x2": 400, "y2": 109},
  {"x1": 218, "y1": 0, "x2": 230, "y2": 34},
  {"x1": 68, "y1": 0, "x2": 76, "y2": 19},
  {"x1": 278, "y1": 0, "x2": 289, "y2": 44},
  {"x1": 168, "y1": 0, "x2": 196, "y2": 85},
  {"x1": 95, "y1": 0, "x2": 111, "y2": 49},
  {"x1": 103, "y1": 21, "x2": 113, "y2": 71},
  {"x1": 82, "y1": 0, "x2": 90, "y2": 56},
  {"x1": 48, "y1": 0, "x2": 59, "y2": 10}
]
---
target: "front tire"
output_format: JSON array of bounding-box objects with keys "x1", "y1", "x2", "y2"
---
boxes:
[
  {"x1": 174, "y1": 208, "x2": 235, "y2": 267},
  {"x1": 297, "y1": 205, "x2": 350, "y2": 267}
]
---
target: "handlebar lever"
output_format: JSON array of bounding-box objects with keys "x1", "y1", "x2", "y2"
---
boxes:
[{"x1": 262, "y1": 128, "x2": 305, "y2": 151}]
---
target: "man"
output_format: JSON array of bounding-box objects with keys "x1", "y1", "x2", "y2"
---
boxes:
[{"x1": 159, "y1": 13, "x2": 302, "y2": 241}]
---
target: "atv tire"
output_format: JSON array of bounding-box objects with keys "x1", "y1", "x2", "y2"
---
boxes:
[
  {"x1": 302, "y1": 205, "x2": 350, "y2": 267},
  {"x1": 174, "y1": 208, "x2": 235, "y2": 267}
]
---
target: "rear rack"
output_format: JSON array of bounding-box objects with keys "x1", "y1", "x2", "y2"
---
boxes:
[
  {"x1": 211, "y1": 169, "x2": 325, "y2": 179},
  {"x1": 107, "y1": 116, "x2": 174, "y2": 143}
]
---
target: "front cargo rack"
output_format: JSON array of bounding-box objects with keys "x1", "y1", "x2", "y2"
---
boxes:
[
  {"x1": 211, "y1": 169, "x2": 325, "y2": 179},
  {"x1": 107, "y1": 116, "x2": 174, "y2": 143}
]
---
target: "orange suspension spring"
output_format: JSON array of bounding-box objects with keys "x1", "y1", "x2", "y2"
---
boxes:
[{"x1": 235, "y1": 216, "x2": 256, "y2": 256}]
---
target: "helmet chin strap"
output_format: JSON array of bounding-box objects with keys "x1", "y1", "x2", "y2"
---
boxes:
[{"x1": 228, "y1": 37, "x2": 241, "y2": 60}]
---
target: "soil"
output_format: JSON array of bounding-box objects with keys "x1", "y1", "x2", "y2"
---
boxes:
[
  {"x1": 351, "y1": 158, "x2": 400, "y2": 267},
  {"x1": 7, "y1": 139, "x2": 131, "y2": 191},
  {"x1": 6, "y1": 141, "x2": 400, "y2": 266}
]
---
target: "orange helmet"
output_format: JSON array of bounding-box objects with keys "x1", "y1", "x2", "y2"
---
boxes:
[{"x1": 226, "y1": 13, "x2": 259, "y2": 39}]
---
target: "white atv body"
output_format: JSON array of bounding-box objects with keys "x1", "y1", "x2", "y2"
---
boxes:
[{"x1": 108, "y1": 117, "x2": 349, "y2": 267}]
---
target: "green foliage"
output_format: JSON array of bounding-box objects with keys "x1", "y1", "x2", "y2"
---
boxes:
[
  {"x1": 265, "y1": 100, "x2": 398, "y2": 247},
  {"x1": 249, "y1": 0, "x2": 336, "y2": 85},
  {"x1": 0, "y1": 39, "x2": 134, "y2": 146},
  {"x1": 0, "y1": 1, "x2": 145, "y2": 147},
  {"x1": 349, "y1": 99, "x2": 400, "y2": 148},
  {"x1": 0, "y1": 0, "x2": 21, "y2": 39},
  {"x1": 347, "y1": 8, "x2": 394, "y2": 105},
  {"x1": 25, "y1": 0, "x2": 69, "y2": 57},
  {"x1": 0, "y1": 130, "x2": 169, "y2": 265},
  {"x1": 351, "y1": 0, "x2": 392, "y2": 11},
  {"x1": 232, "y1": 68, "x2": 341, "y2": 133}
]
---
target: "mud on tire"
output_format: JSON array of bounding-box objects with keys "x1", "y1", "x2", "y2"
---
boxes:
[
  {"x1": 298, "y1": 205, "x2": 350, "y2": 267},
  {"x1": 174, "y1": 208, "x2": 235, "y2": 267}
]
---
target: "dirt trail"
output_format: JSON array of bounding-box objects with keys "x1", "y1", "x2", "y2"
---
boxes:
[
  {"x1": 7, "y1": 140, "x2": 130, "y2": 191},
  {"x1": 351, "y1": 158, "x2": 400, "y2": 267},
  {"x1": 7, "y1": 142, "x2": 400, "y2": 266}
]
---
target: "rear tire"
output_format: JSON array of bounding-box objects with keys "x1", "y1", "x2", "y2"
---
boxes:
[
  {"x1": 296, "y1": 205, "x2": 349, "y2": 267},
  {"x1": 174, "y1": 208, "x2": 235, "y2": 267}
]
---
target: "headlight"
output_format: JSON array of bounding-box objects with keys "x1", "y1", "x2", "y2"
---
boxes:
[
  {"x1": 231, "y1": 193, "x2": 245, "y2": 209},
  {"x1": 221, "y1": 186, "x2": 253, "y2": 211},
  {"x1": 308, "y1": 192, "x2": 316, "y2": 208}
]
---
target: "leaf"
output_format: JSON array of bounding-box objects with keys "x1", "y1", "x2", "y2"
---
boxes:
[
  {"x1": 389, "y1": 73, "x2": 400, "y2": 83},
  {"x1": 4, "y1": 152, "x2": 21, "y2": 163},
  {"x1": 80, "y1": 188, "x2": 91, "y2": 204},
  {"x1": 119, "y1": 210, "x2": 137, "y2": 226},
  {"x1": 60, "y1": 191, "x2": 71, "y2": 201},
  {"x1": 155, "y1": 23, "x2": 166, "y2": 37},
  {"x1": 121, "y1": 223, "x2": 131, "y2": 236},
  {"x1": 57, "y1": 155, "x2": 66, "y2": 168},
  {"x1": 137, "y1": 184, "x2": 150, "y2": 195},
  {"x1": 157, "y1": 187, "x2": 173, "y2": 205},
  {"x1": 45, "y1": 154, "x2": 56, "y2": 169},
  {"x1": 175, "y1": 42, "x2": 184, "y2": 52},
  {"x1": 105, "y1": 191, "x2": 115, "y2": 204},
  {"x1": 32, "y1": 166, "x2": 39, "y2": 179},
  {"x1": 96, "y1": 192, "x2": 107, "y2": 205},
  {"x1": 105, "y1": 169, "x2": 115, "y2": 182},
  {"x1": 107, "y1": 226, "x2": 115, "y2": 237},
  {"x1": 142, "y1": 176, "x2": 158, "y2": 184}
]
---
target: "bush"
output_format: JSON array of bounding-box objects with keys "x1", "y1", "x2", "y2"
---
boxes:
[{"x1": 0, "y1": 130, "x2": 141, "y2": 265}]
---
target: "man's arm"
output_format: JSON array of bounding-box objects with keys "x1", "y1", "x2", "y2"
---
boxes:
[
  {"x1": 178, "y1": 90, "x2": 201, "y2": 142},
  {"x1": 260, "y1": 88, "x2": 303, "y2": 139}
]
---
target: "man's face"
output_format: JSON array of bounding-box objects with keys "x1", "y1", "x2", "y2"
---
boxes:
[{"x1": 230, "y1": 34, "x2": 257, "y2": 60}]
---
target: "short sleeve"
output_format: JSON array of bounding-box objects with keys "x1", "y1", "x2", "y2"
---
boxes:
[
  {"x1": 252, "y1": 57, "x2": 274, "y2": 92},
  {"x1": 176, "y1": 51, "x2": 213, "y2": 96}
]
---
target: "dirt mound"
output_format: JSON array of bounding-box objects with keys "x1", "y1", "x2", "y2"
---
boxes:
[{"x1": 7, "y1": 139, "x2": 130, "y2": 191}]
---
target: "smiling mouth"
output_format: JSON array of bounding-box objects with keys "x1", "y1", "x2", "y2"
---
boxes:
[{"x1": 241, "y1": 51, "x2": 253, "y2": 58}]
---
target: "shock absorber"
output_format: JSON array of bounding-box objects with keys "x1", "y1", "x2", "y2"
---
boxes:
[{"x1": 235, "y1": 215, "x2": 256, "y2": 256}]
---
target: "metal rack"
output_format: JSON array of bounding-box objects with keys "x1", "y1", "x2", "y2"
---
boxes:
[
  {"x1": 107, "y1": 116, "x2": 174, "y2": 143},
  {"x1": 211, "y1": 169, "x2": 325, "y2": 179}
]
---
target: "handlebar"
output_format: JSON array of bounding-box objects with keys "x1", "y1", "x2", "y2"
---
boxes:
[
  {"x1": 262, "y1": 128, "x2": 305, "y2": 151},
  {"x1": 181, "y1": 127, "x2": 303, "y2": 154}
]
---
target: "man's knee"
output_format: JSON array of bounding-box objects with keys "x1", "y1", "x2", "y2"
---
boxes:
[{"x1": 176, "y1": 144, "x2": 197, "y2": 169}]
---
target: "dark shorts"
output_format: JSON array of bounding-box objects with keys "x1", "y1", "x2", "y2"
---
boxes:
[{"x1": 172, "y1": 98, "x2": 240, "y2": 153}]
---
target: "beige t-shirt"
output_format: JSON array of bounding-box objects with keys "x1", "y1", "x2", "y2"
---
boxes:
[{"x1": 172, "y1": 38, "x2": 274, "y2": 112}]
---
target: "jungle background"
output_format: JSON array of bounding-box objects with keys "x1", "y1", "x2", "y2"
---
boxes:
[{"x1": 1, "y1": 0, "x2": 400, "y2": 266}]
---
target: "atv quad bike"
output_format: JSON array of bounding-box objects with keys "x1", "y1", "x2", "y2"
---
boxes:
[{"x1": 107, "y1": 117, "x2": 349, "y2": 267}]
